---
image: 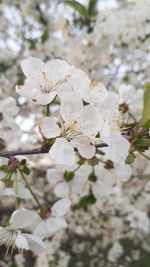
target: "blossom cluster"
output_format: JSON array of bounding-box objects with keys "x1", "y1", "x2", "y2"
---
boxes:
[
  {"x1": 0, "y1": 0, "x2": 150, "y2": 265},
  {"x1": 0, "y1": 56, "x2": 149, "y2": 257}
]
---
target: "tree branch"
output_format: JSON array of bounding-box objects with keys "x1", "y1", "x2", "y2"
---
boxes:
[{"x1": 0, "y1": 143, "x2": 108, "y2": 159}]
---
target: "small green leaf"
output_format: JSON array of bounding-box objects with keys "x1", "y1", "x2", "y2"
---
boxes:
[
  {"x1": 66, "y1": 1, "x2": 88, "y2": 18},
  {"x1": 77, "y1": 193, "x2": 96, "y2": 209},
  {"x1": 9, "y1": 262, "x2": 18, "y2": 267},
  {"x1": 64, "y1": 171, "x2": 74, "y2": 182},
  {"x1": 26, "y1": 39, "x2": 37, "y2": 50},
  {"x1": 88, "y1": 172, "x2": 97, "y2": 182},
  {"x1": 104, "y1": 160, "x2": 114, "y2": 169},
  {"x1": 88, "y1": 0, "x2": 98, "y2": 17},
  {"x1": 41, "y1": 28, "x2": 49, "y2": 44},
  {"x1": 0, "y1": 63, "x2": 10, "y2": 73},
  {"x1": 77, "y1": 159, "x2": 86, "y2": 165},
  {"x1": 125, "y1": 153, "x2": 136, "y2": 164},
  {"x1": 141, "y1": 83, "x2": 150, "y2": 127},
  {"x1": 22, "y1": 166, "x2": 30, "y2": 175},
  {"x1": 21, "y1": 159, "x2": 26, "y2": 165}
]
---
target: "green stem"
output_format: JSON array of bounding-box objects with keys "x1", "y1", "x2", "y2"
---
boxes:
[
  {"x1": 19, "y1": 170, "x2": 42, "y2": 210},
  {"x1": 128, "y1": 112, "x2": 137, "y2": 123},
  {"x1": 138, "y1": 151, "x2": 150, "y2": 161},
  {"x1": 46, "y1": 104, "x2": 50, "y2": 116},
  {"x1": 15, "y1": 171, "x2": 19, "y2": 209},
  {"x1": 72, "y1": 164, "x2": 82, "y2": 173}
]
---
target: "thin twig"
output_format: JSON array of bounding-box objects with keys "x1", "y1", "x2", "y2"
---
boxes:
[{"x1": 0, "y1": 143, "x2": 108, "y2": 159}]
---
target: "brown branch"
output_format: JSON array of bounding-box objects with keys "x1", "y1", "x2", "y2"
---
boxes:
[{"x1": 0, "y1": 143, "x2": 108, "y2": 159}]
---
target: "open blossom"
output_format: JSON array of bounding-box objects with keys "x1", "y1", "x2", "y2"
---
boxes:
[
  {"x1": 33, "y1": 198, "x2": 71, "y2": 239},
  {"x1": 0, "y1": 97, "x2": 19, "y2": 120},
  {"x1": 0, "y1": 209, "x2": 45, "y2": 254},
  {"x1": 16, "y1": 57, "x2": 70, "y2": 105},
  {"x1": 99, "y1": 92, "x2": 130, "y2": 160},
  {"x1": 92, "y1": 159, "x2": 132, "y2": 200},
  {"x1": 58, "y1": 65, "x2": 107, "y2": 105},
  {"x1": 47, "y1": 163, "x2": 92, "y2": 202},
  {"x1": 39, "y1": 92, "x2": 103, "y2": 165},
  {"x1": 119, "y1": 84, "x2": 143, "y2": 121}
]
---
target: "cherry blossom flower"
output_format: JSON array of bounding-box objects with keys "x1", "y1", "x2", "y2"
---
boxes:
[
  {"x1": 0, "y1": 209, "x2": 45, "y2": 254},
  {"x1": 16, "y1": 57, "x2": 70, "y2": 105},
  {"x1": 33, "y1": 198, "x2": 71, "y2": 239},
  {"x1": 39, "y1": 92, "x2": 103, "y2": 165}
]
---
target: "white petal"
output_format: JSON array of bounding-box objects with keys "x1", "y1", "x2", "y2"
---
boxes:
[
  {"x1": 54, "y1": 182, "x2": 70, "y2": 198},
  {"x1": 16, "y1": 82, "x2": 35, "y2": 98},
  {"x1": 32, "y1": 90, "x2": 56, "y2": 105},
  {"x1": 23, "y1": 234, "x2": 45, "y2": 255},
  {"x1": 77, "y1": 143, "x2": 96, "y2": 159},
  {"x1": 39, "y1": 117, "x2": 61, "y2": 138},
  {"x1": 0, "y1": 181, "x2": 5, "y2": 192},
  {"x1": 1, "y1": 188, "x2": 16, "y2": 196},
  {"x1": 21, "y1": 57, "x2": 45, "y2": 78},
  {"x1": 49, "y1": 138, "x2": 75, "y2": 165},
  {"x1": 46, "y1": 168, "x2": 63, "y2": 187},
  {"x1": 34, "y1": 217, "x2": 67, "y2": 239},
  {"x1": 10, "y1": 209, "x2": 40, "y2": 229},
  {"x1": 79, "y1": 105, "x2": 102, "y2": 135},
  {"x1": 51, "y1": 198, "x2": 71, "y2": 217},
  {"x1": 45, "y1": 59, "x2": 69, "y2": 82},
  {"x1": 60, "y1": 91, "x2": 83, "y2": 122},
  {"x1": 15, "y1": 233, "x2": 29, "y2": 250},
  {"x1": 81, "y1": 81, "x2": 107, "y2": 104},
  {"x1": 92, "y1": 181, "x2": 112, "y2": 199},
  {"x1": 116, "y1": 164, "x2": 132, "y2": 182}
]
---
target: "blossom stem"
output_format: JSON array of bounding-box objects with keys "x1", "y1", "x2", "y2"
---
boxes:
[
  {"x1": 46, "y1": 104, "x2": 50, "y2": 116},
  {"x1": 19, "y1": 170, "x2": 43, "y2": 210},
  {"x1": 138, "y1": 151, "x2": 150, "y2": 161},
  {"x1": 0, "y1": 143, "x2": 108, "y2": 159}
]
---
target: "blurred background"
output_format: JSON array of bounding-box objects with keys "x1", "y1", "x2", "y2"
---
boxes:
[{"x1": 0, "y1": 0, "x2": 150, "y2": 266}]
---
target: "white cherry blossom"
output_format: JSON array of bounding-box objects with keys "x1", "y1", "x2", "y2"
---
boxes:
[
  {"x1": 0, "y1": 209, "x2": 45, "y2": 254},
  {"x1": 16, "y1": 57, "x2": 70, "y2": 105},
  {"x1": 40, "y1": 92, "x2": 103, "y2": 165}
]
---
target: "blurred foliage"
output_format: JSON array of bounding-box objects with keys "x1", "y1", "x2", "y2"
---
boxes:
[{"x1": 142, "y1": 83, "x2": 150, "y2": 127}]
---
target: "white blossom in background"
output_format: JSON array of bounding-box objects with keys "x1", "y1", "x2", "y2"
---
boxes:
[
  {"x1": 33, "y1": 198, "x2": 71, "y2": 239},
  {"x1": 119, "y1": 84, "x2": 143, "y2": 121}
]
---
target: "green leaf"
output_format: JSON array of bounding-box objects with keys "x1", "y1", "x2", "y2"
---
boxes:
[
  {"x1": 88, "y1": 172, "x2": 97, "y2": 182},
  {"x1": 141, "y1": 83, "x2": 150, "y2": 127},
  {"x1": 125, "y1": 153, "x2": 136, "y2": 164},
  {"x1": 21, "y1": 159, "x2": 26, "y2": 165},
  {"x1": 64, "y1": 171, "x2": 74, "y2": 182},
  {"x1": 26, "y1": 39, "x2": 37, "y2": 50},
  {"x1": 0, "y1": 63, "x2": 10, "y2": 73},
  {"x1": 9, "y1": 263, "x2": 18, "y2": 267},
  {"x1": 41, "y1": 28, "x2": 49, "y2": 44},
  {"x1": 88, "y1": 0, "x2": 98, "y2": 17},
  {"x1": 77, "y1": 193, "x2": 96, "y2": 209},
  {"x1": 66, "y1": 1, "x2": 88, "y2": 18},
  {"x1": 22, "y1": 166, "x2": 30, "y2": 175}
]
